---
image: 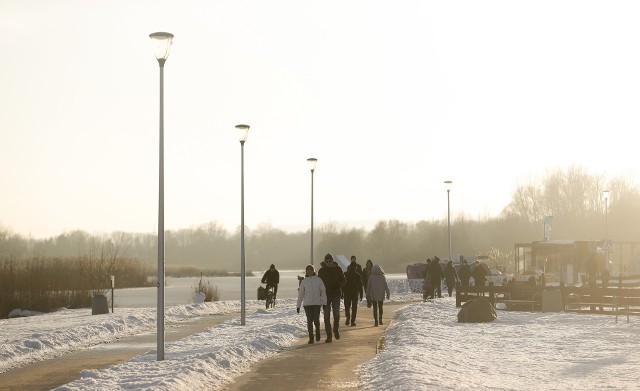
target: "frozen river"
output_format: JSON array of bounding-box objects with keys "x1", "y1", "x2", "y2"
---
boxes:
[{"x1": 113, "y1": 270, "x2": 406, "y2": 308}]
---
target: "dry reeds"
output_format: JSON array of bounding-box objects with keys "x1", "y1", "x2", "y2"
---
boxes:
[
  {"x1": 0, "y1": 256, "x2": 152, "y2": 319},
  {"x1": 193, "y1": 274, "x2": 219, "y2": 302}
]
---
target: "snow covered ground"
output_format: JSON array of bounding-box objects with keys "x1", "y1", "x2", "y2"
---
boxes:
[{"x1": 2, "y1": 281, "x2": 640, "y2": 390}]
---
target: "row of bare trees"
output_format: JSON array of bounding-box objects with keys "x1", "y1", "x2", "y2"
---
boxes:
[{"x1": 1, "y1": 167, "x2": 638, "y2": 274}]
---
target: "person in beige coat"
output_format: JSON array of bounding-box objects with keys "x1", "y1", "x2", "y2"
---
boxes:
[
  {"x1": 366, "y1": 264, "x2": 390, "y2": 326},
  {"x1": 297, "y1": 264, "x2": 327, "y2": 344}
]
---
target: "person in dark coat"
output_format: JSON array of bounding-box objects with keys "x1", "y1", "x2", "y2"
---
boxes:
[
  {"x1": 472, "y1": 260, "x2": 488, "y2": 288},
  {"x1": 343, "y1": 263, "x2": 363, "y2": 326},
  {"x1": 458, "y1": 259, "x2": 471, "y2": 287},
  {"x1": 423, "y1": 258, "x2": 434, "y2": 300},
  {"x1": 349, "y1": 255, "x2": 363, "y2": 275},
  {"x1": 261, "y1": 264, "x2": 280, "y2": 299},
  {"x1": 443, "y1": 260, "x2": 459, "y2": 297},
  {"x1": 362, "y1": 259, "x2": 374, "y2": 307},
  {"x1": 318, "y1": 253, "x2": 346, "y2": 343},
  {"x1": 430, "y1": 256, "x2": 444, "y2": 298}
]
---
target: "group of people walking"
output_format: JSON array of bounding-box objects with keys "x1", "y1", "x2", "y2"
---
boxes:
[
  {"x1": 423, "y1": 257, "x2": 489, "y2": 300},
  {"x1": 296, "y1": 253, "x2": 390, "y2": 344},
  {"x1": 423, "y1": 256, "x2": 456, "y2": 299}
]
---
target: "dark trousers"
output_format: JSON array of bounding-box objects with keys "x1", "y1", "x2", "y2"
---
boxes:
[
  {"x1": 445, "y1": 280, "x2": 455, "y2": 297},
  {"x1": 434, "y1": 280, "x2": 442, "y2": 298},
  {"x1": 323, "y1": 296, "x2": 341, "y2": 338},
  {"x1": 304, "y1": 305, "x2": 321, "y2": 340},
  {"x1": 344, "y1": 295, "x2": 359, "y2": 323},
  {"x1": 372, "y1": 300, "x2": 384, "y2": 323}
]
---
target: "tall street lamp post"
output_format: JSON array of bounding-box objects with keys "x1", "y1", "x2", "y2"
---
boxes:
[
  {"x1": 444, "y1": 180, "x2": 452, "y2": 262},
  {"x1": 149, "y1": 31, "x2": 173, "y2": 361},
  {"x1": 307, "y1": 158, "x2": 317, "y2": 265},
  {"x1": 236, "y1": 124, "x2": 250, "y2": 326},
  {"x1": 602, "y1": 189, "x2": 610, "y2": 270}
]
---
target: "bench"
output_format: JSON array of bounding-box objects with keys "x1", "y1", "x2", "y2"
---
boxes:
[
  {"x1": 492, "y1": 290, "x2": 543, "y2": 312},
  {"x1": 561, "y1": 285, "x2": 640, "y2": 323},
  {"x1": 456, "y1": 283, "x2": 544, "y2": 311}
]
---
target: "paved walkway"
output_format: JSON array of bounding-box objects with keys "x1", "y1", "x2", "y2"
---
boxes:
[
  {"x1": 228, "y1": 302, "x2": 408, "y2": 391},
  {"x1": 0, "y1": 313, "x2": 237, "y2": 391},
  {"x1": 0, "y1": 302, "x2": 411, "y2": 391}
]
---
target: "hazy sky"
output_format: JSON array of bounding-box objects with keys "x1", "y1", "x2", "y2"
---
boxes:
[{"x1": 1, "y1": 1, "x2": 639, "y2": 239}]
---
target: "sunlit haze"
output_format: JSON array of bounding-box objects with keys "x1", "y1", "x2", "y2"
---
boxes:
[{"x1": 1, "y1": 1, "x2": 638, "y2": 238}]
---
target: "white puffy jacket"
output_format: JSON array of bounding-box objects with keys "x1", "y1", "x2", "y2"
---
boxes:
[{"x1": 297, "y1": 274, "x2": 327, "y2": 308}]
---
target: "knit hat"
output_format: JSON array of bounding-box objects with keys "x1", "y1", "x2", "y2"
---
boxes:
[{"x1": 324, "y1": 253, "x2": 333, "y2": 261}]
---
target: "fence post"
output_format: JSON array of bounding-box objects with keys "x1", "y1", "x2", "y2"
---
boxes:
[{"x1": 110, "y1": 275, "x2": 115, "y2": 314}]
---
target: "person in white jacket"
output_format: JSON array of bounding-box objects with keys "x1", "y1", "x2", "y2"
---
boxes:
[{"x1": 297, "y1": 264, "x2": 327, "y2": 344}]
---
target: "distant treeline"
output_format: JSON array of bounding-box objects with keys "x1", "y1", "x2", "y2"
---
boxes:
[{"x1": 1, "y1": 166, "x2": 639, "y2": 274}]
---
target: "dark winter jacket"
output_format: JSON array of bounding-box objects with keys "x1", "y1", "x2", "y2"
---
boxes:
[
  {"x1": 261, "y1": 269, "x2": 279, "y2": 286},
  {"x1": 443, "y1": 263, "x2": 458, "y2": 285},
  {"x1": 318, "y1": 262, "x2": 346, "y2": 299},
  {"x1": 430, "y1": 261, "x2": 443, "y2": 281},
  {"x1": 472, "y1": 263, "x2": 488, "y2": 286},
  {"x1": 349, "y1": 261, "x2": 363, "y2": 276},
  {"x1": 362, "y1": 264, "x2": 373, "y2": 292},
  {"x1": 423, "y1": 265, "x2": 433, "y2": 288},
  {"x1": 343, "y1": 266, "x2": 363, "y2": 299},
  {"x1": 459, "y1": 264, "x2": 471, "y2": 285}
]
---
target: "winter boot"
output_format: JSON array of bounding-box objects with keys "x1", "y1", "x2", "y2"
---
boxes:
[
  {"x1": 345, "y1": 317, "x2": 350, "y2": 326},
  {"x1": 315, "y1": 329, "x2": 321, "y2": 341},
  {"x1": 334, "y1": 328, "x2": 340, "y2": 340}
]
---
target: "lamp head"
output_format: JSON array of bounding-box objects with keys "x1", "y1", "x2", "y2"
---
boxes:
[
  {"x1": 235, "y1": 124, "x2": 250, "y2": 143},
  {"x1": 602, "y1": 189, "x2": 610, "y2": 201},
  {"x1": 444, "y1": 180, "x2": 452, "y2": 191},
  {"x1": 307, "y1": 158, "x2": 318, "y2": 172},
  {"x1": 149, "y1": 32, "x2": 174, "y2": 63}
]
